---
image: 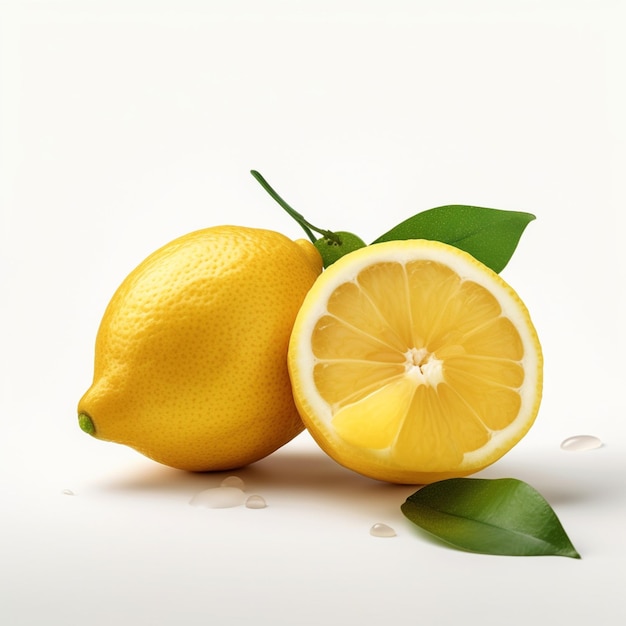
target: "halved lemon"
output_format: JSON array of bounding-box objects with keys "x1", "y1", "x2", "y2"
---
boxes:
[{"x1": 288, "y1": 239, "x2": 543, "y2": 484}]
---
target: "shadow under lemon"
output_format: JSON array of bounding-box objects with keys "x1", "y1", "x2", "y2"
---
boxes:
[{"x1": 86, "y1": 432, "x2": 417, "y2": 518}]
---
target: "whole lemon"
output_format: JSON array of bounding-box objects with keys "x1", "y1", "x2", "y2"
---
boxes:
[{"x1": 78, "y1": 226, "x2": 323, "y2": 471}]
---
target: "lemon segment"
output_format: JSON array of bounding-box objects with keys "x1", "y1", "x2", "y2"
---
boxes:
[
  {"x1": 332, "y1": 375, "x2": 419, "y2": 449},
  {"x1": 288, "y1": 239, "x2": 542, "y2": 484}
]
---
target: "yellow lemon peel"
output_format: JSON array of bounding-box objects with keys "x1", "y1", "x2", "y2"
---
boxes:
[{"x1": 78, "y1": 226, "x2": 322, "y2": 471}]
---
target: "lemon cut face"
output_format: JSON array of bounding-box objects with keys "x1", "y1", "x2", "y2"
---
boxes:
[{"x1": 288, "y1": 239, "x2": 543, "y2": 484}]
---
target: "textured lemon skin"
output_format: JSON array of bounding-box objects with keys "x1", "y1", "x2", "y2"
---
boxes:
[
  {"x1": 78, "y1": 226, "x2": 322, "y2": 471},
  {"x1": 288, "y1": 239, "x2": 543, "y2": 485}
]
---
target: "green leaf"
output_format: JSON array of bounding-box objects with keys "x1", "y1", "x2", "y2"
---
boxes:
[
  {"x1": 372, "y1": 206, "x2": 535, "y2": 273},
  {"x1": 401, "y1": 478, "x2": 581, "y2": 558}
]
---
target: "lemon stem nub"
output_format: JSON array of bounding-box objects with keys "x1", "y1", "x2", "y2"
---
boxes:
[{"x1": 78, "y1": 412, "x2": 96, "y2": 436}]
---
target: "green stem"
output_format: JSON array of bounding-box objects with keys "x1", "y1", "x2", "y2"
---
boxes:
[{"x1": 250, "y1": 170, "x2": 341, "y2": 244}]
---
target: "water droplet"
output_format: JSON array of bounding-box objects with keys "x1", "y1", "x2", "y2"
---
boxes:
[
  {"x1": 370, "y1": 523, "x2": 396, "y2": 537},
  {"x1": 220, "y1": 475, "x2": 245, "y2": 489},
  {"x1": 61, "y1": 489, "x2": 75, "y2": 496},
  {"x1": 560, "y1": 435, "x2": 603, "y2": 451},
  {"x1": 189, "y1": 487, "x2": 246, "y2": 508},
  {"x1": 245, "y1": 495, "x2": 267, "y2": 509}
]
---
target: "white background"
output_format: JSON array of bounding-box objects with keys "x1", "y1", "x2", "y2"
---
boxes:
[{"x1": 1, "y1": 1, "x2": 625, "y2": 624}]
